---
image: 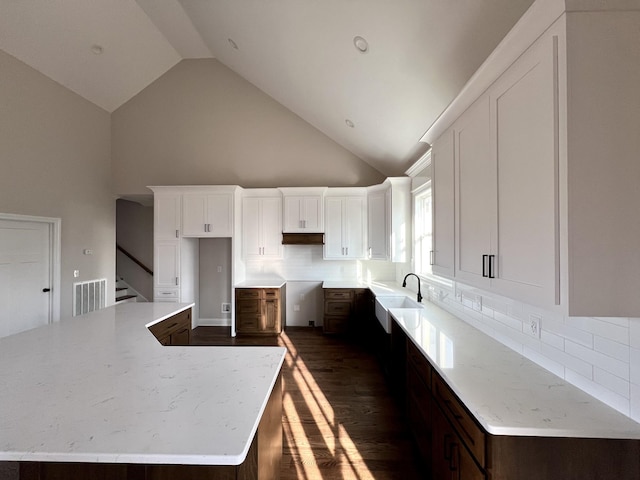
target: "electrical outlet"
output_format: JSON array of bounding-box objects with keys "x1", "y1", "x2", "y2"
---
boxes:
[
  {"x1": 526, "y1": 314, "x2": 542, "y2": 338},
  {"x1": 217, "y1": 266, "x2": 222, "y2": 273},
  {"x1": 221, "y1": 303, "x2": 231, "y2": 314},
  {"x1": 308, "y1": 321, "x2": 315, "y2": 327},
  {"x1": 73, "y1": 270, "x2": 80, "y2": 278}
]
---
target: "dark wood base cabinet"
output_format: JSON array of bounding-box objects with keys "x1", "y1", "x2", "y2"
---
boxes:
[
  {"x1": 393, "y1": 324, "x2": 640, "y2": 480},
  {"x1": 323, "y1": 288, "x2": 371, "y2": 336},
  {"x1": 18, "y1": 376, "x2": 283, "y2": 480},
  {"x1": 236, "y1": 287, "x2": 284, "y2": 336},
  {"x1": 147, "y1": 308, "x2": 191, "y2": 346}
]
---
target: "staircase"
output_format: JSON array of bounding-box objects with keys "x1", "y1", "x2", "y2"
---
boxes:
[{"x1": 115, "y1": 277, "x2": 142, "y2": 304}]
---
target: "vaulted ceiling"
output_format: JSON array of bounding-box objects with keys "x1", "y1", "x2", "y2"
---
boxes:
[{"x1": 0, "y1": 0, "x2": 535, "y2": 176}]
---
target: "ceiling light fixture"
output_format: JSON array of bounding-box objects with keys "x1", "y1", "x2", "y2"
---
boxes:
[
  {"x1": 353, "y1": 36, "x2": 368, "y2": 53},
  {"x1": 90, "y1": 45, "x2": 104, "y2": 55},
  {"x1": 345, "y1": 119, "x2": 355, "y2": 128},
  {"x1": 228, "y1": 38, "x2": 239, "y2": 50}
]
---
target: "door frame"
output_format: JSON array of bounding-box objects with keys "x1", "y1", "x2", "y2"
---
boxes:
[{"x1": 0, "y1": 213, "x2": 61, "y2": 323}]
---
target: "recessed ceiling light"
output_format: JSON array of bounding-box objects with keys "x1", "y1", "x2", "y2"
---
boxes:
[
  {"x1": 353, "y1": 36, "x2": 368, "y2": 53},
  {"x1": 345, "y1": 119, "x2": 355, "y2": 128},
  {"x1": 90, "y1": 45, "x2": 104, "y2": 55},
  {"x1": 228, "y1": 38, "x2": 239, "y2": 50}
]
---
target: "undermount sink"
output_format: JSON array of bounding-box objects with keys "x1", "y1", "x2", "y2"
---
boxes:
[{"x1": 375, "y1": 296, "x2": 423, "y2": 334}]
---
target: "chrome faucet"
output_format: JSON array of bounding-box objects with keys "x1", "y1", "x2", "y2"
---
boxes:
[{"x1": 402, "y1": 273, "x2": 423, "y2": 303}]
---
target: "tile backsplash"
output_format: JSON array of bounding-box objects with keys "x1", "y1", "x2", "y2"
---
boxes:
[{"x1": 399, "y1": 268, "x2": 640, "y2": 423}]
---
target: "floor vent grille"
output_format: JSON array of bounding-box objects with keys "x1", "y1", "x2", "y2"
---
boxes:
[{"x1": 73, "y1": 278, "x2": 107, "y2": 316}]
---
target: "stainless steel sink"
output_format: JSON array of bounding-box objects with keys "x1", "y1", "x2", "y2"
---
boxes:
[{"x1": 374, "y1": 296, "x2": 422, "y2": 334}]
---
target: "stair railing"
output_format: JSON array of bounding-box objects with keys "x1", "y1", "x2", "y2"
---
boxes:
[{"x1": 116, "y1": 244, "x2": 153, "y2": 276}]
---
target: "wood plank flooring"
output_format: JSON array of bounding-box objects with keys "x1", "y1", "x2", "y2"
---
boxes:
[{"x1": 191, "y1": 326, "x2": 424, "y2": 480}]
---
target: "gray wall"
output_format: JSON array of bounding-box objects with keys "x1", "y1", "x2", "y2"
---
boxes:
[
  {"x1": 111, "y1": 59, "x2": 385, "y2": 195},
  {"x1": 0, "y1": 49, "x2": 114, "y2": 319},
  {"x1": 115, "y1": 199, "x2": 153, "y2": 301},
  {"x1": 199, "y1": 238, "x2": 232, "y2": 323}
]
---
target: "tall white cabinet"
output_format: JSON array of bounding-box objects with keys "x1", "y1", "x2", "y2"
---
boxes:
[
  {"x1": 367, "y1": 178, "x2": 411, "y2": 262},
  {"x1": 242, "y1": 191, "x2": 283, "y2": 259},
  {"x1": 423, "y1": 2, "x2": 640, "y2": 316},
  {"x1": 152, "y1": 191, "x2": 181, "y2": 302},
  {"x1": 324, "y1": 189, "x2": 366, "y2": 260}
]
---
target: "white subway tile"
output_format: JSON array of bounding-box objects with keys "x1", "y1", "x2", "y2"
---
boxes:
[
  {"x1": 565, "y1": 368, "x2": 630, "y2": 416},
  {"x1": 544, "y1": 316, "x2": 593, "y2": 347},
  {"x1": 630, "y1": 319, "x2": 640, "y2": 349},
  {"x1": 594, "y1": 336, "x2": 630, "y2": 363},
  {"x1": 594, "y1": 317, "x2": 630, "y2": 328},
  {"x1": 565, "y1": 340, "x2": 629, "y2": 380},
  {"x1": 523, "y1": 346, "x2": 565, "y2": 378},
  {"x1": 494, "y1": 310, "x2": 523, "y2": 332},
  {"x1": 631, "y1": 383, "x2": 640, "y2": 423},
  {"x1": 541, "y1": 329, "x2": 564, "y2": 350},
  {"x1": 540, "y1": 343, "x2": 593, "y2": 379},
  {"x1": 594, "y1": 367, "x2": 630, "y2": 399},
  {"x1": 631, "y1": 348, "x2": 640, "y2": 386},
  {"x1": 565, "y1": 316, "x2": 629, "y2": 345}
]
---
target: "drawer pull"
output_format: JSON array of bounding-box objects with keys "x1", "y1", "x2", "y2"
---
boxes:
[
  {"x1": 443, "y1": 398, "x2": 464, "y2": 420},
  {"x1": 168, "y1": 323, "x2": 178, "y2": 329}
]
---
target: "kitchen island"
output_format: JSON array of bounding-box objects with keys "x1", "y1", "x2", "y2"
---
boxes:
[{"x1": 0, "y1": 302, "x2": 286, "y2": 479}]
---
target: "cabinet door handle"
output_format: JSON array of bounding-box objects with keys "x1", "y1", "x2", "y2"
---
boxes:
[
  {"x1": 443, "y1": 433, "x2": 452, "y2": 460},
  {"x1": 430, "y1": 250, "x2": 434, "y2": 266},
  {"x1": 175, "y1": 277, "x2": 179, "y2": 286},
  {"x1": 489, "y1": 254, "x2": 496, "y2": 279},
  {"x1": 303, "y1": 219, "x2": 306, "y2": 228},
  {"x1": 345, "y1": 247, "x2": 348, "y2": 256},
  {"x1": 449, "y1": 443, "x2": 459, "y2": 471},
  {"x1": 482, "y1": 254, "x2": 488, "y2": 277},
  {"x1": 175, "y1": 229, "x2": 179, "y2": 238}
]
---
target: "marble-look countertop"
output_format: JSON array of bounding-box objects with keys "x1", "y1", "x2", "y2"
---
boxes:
[
  {"x1": 391, "y1": 302, "x2": 640, "y2": 439},
  {"x1": 235, "y1": 279, "x2": 286, "y2": 288},
  {"x1": 0, "y1": 302, "x2": 286, "y2": 465}
]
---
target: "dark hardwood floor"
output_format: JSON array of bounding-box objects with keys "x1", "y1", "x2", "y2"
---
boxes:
[{"x1": 192, "y1": 326, "x2": 424, "y2": 480}]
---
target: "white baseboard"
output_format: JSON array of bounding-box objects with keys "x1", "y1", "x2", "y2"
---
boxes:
[{"x1": 196, "y1": 317, "x2": 231, "y2": 327}]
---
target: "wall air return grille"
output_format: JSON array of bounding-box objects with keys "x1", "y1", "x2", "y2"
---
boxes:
[{"x1": 73, "y1": 278, "x2": 106, "y2": 316}]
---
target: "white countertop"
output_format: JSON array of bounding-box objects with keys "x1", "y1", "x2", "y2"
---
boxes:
[
  {"x1": 0, "y1": 302, "x2": 286, "y2": 465},
  {"x1": 391, "y1": 302, "x2": 640, "y2": 439},
  {"x1": 235, "y1": 279, "x2": 286, "y2": 288},
  {"x1": 321, "y1": 280, "x2": 406, "y2": 297}
]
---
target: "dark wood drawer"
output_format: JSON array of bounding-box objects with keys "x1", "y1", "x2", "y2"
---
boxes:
[
  {"x1": 324, "y1": 289, "x2": 354, "y2": 300},
  {"x1": 236, "y1": 288, "x2": 262, "y2": 299},
  {"x1": 432, "y1": 372, "x2": 486, "y2": 468},
  {"x1": 236, "y1": 299, "x2": 260, "y2": 314},
  {"x1": 407, "y1": 339, "x2": 432, "y2": 390},
  {"x1": 324, "y1": 316, "x2": 349, "y2": 334},
  {"x1": 148, "y1": 309, "x2": 191, "y2": 340},
  {"x1": 264, "y1": 288, "x2": 280, "y2": 299},
  {"x1": 237, "y1": 315, "x2": 260, "y2": 333},
  {"x1": 325, "y1": 300, "x2": 352, "y2": 316}
]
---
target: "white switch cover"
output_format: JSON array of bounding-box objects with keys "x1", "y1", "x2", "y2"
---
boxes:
[{"x1": 73, "y1": 270, "x2": 79, "y2": 278}]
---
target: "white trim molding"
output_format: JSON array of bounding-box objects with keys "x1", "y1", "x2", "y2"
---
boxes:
[{"x1": 405, "y1": 149, "x2": 432, "y2": 177}]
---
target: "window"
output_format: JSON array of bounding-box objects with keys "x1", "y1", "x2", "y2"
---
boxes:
[{"x1": 413, "y1": 182, "x2": 432, "y2": 276}]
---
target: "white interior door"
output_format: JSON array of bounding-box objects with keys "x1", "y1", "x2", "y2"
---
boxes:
[{"x1": 0, "y1": 219, "x2": 51, "y2": 337}]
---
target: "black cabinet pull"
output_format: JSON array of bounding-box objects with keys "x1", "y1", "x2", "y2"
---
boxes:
[
  {"x1": 489, "y1": 254, "x2": 496, "y2": 279},
  {"x1": 482, "y1": 255, "x2": 488, "y2": 278},
  {"x1": 42, "y1": 288, "x2": 51, "y2": 293}
]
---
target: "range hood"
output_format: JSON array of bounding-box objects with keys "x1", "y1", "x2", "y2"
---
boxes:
[{"x1": 281, "y1": 233, "x2": 324, "y2": 245}]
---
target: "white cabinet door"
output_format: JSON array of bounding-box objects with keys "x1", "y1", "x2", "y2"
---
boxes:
[
  {"x1": 182, "y1": 193, "x2": 232, "y2": 237},
  {"x1": 489, "y1": 31, "x2": 559, "y2": 306},
  {"x1": 367, "y1": 188, "x2": 389, "y2": 260},
  {"x1": 243, "y1": 197, "x2": 282, "y2": 259},
  {"x1": 155, "y1": 242, "x2": 179, "y2": 289},
  {"x1": 343, "y1": 196, "x2": 366, "y2": 259},
  {"x1": 324, "y1": 196, "x2": 366, "y2": 260},
  {"x1": 454, "y1": 95, "x2": 494, "y2": 288},
  {"x1": 324, "y1": 197, "x2": 344, "y2": 259},
  {"x1": 155, "y1": 193, "x2": 181, "y2": 241},
  {"x1": 431, "y1": 130, "x2": 455, "y2": 278},
  {"x1": 283, "y1": 196, "x2": 323, "y2": 232}
]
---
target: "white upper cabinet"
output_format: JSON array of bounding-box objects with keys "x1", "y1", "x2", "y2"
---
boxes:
[
  {"x1": 242, "y1": 193, "x2": 283, "y2": 259},
  {"x1": 280, "y1": 187, "x2": 326, "y2": 233},
  {"x1": 154, "y1": 192, "x2": 181, "y2": 241},
  {"x1": 422, "y1": 2, "x2": 640, "y2": 315},
  {"x1": 182, "y1": 189, "x2": 234, "y2": 237},
  {"x1": 367, "y1": 186, "x2": 389, "y2": 260},
  {"x1": 454, "y1": 95, "x2": 494, "y2": 289},
  {"x1": 367, "y1": 178, "x2": 411, "y2": 262},
  {"x1": 324, "y1": 190, "x2": 366, "y2": 260},
  {"x1": 431, "y1": 130, "x2": 455, "y2": 278}
]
